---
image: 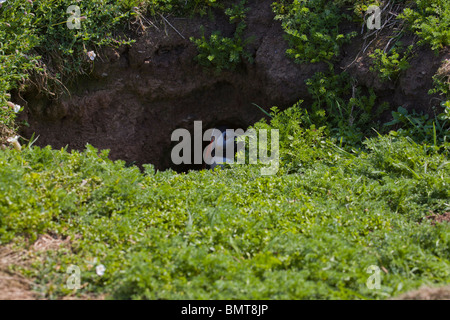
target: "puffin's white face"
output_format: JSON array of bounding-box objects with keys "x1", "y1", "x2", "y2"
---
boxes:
[
  {"x1": 206, "y1": 128, "x2": 237, "y2": 169},
  {"x1": 211, "y1": 128, "x2": 236, "y2": 151}
]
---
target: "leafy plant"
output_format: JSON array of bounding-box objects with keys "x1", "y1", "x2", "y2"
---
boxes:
[
  {"x1": 400, "y1": 0, "x2": 450, "y2": 52},
  {"x1": 0, "y1": 0, "x2": 139, "y2": 142},
  {"x1": 272, "y1": 0, "x2": 357, "y2": 64},
  {"x1": 429, "y1": 59, "x2": 450, "y2": 101},
  {"x1": 369, "y1": 46, "x2": 413, "y2": 82},
  {"x1": 385, "y1": 106, "x2": 450, "y2": 147},
  {"x1": 190, "y1": 0, "x2": 253, "y2": 72},
  {"x1": 1, "y1": 124, "x2": 449, "y2": 299},
  {"x1": 250, "y1": 102, "x2": 330, "y2": 173},
  {"x1": 145, "y1": 0, "x2": 221, "y2": 16},
  {"x1": 306, "y1": 69, "x2": 389, "y2": 147}
]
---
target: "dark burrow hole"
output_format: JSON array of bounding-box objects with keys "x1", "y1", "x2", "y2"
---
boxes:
[
  {"x1": 166, "y1": 118, "x2": 248, "y2": 173},
  {"x1": 17, "y1": 78, "x2": 277, "y2": 174}
]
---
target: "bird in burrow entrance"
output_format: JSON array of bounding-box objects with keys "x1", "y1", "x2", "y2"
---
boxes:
[{"x1": 203, "y1": 126, "x2": 237, "y2": 170}]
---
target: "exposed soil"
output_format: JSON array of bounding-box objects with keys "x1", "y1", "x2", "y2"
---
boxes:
[
  {"x1": 339, "y1": 25, "x2": 450, "y2": 120},
  {"x1": 393, "y1": 285, "x2": 450, "y2": 300},
  {"x1": 0, "y1": 246, "x2": 37, "y2": 300},
  {"x1": 425, "y1": 212, "x2": 450, "y2": 225},
  {"x1": 0, "y1": 234, "x2": 104, "y2": 300},
  {"x1": 16, "y1": 0, "x2": 450, "y2": 171}
]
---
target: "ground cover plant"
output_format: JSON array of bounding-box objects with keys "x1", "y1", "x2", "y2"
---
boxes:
[
  {"x1": 190, "y1": 0, "x2": 254, "y2": 72},
  {"x1": 0, "y1": 0, "x2": 449, "y2": 300},
  {"x1": 1, "y1": 104, "x2": 449, "y2": 299}
]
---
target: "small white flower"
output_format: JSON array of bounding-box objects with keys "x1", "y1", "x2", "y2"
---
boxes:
[
  {"x1": 7, "y1": 136, "x2": 21, "y2": 151},
  {"x1": 87, "y1": 51, "x2": 96, "y2": 61},
  {"x1": 96, "y1": 264, "x2": 106, "y2": 276},
  {"x1": 7, "y1": 101, "x2": 21, "y2": 113}
]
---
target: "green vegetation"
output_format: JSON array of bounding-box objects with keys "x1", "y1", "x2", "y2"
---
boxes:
[
  {"x1": 1, "y1": 0, "x2": 135, "y2": 85},
  {"x1": 385, "y1": 105, "x2": 450, "y2": 146},
  {"x1": 400, "y1": 0, "x2": 450, "y2": 52},
  {"x1": 369, "y1": 46, "x2": 413, "y2": 82},
  {"x1": 305, "y1": 69, "x2": 390, "y2": 147},
  {"x1": 0, "y1": 0, "x2": 136, "y2": 135},
  {"x1": 1, "y1": 105, "x2": 449, "y2": 299},
  {"x1": 0, "y1": 0, "x2": 449, "y2": 300},
  {"x1": 272, "y1": 0, "x2": 357, "y2": 64},
  {"x1": 190, "y1": 0, "x2": 254, "y2": 72},
  {"x1": 145, "y1": 0, "x2": 221, "y2": 16},
  {"x1": 371, "y1": 0, "x2": 450, "y2": 86},
  {"x1": 271, "y1": 0, "x2": 449, "y2": 65}
]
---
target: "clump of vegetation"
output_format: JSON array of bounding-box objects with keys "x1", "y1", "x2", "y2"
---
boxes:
[
  {"x1": 145, "y1": 0, "x2": 221, "y2": 16},
  {"x1": 190, "y1": 0, "x2": 254, "y2": 72},
  {"x1": 0, "y1": 0, "x2": 139, "y2": 144},
  {"x1": 384, "y1": 106, "x2": 450, "y2": 147},
  {"x1": 248, "y1": 103, "x2": 330, "y2": 173},
  {"x1": 0, "y1": 0, "x2": 135, "y2": 95},
  {"x1": 305, "y1": 69, "x2": 389, "y2": 147},
  {"x1": 400, "y1": 0, "x2": 450, "y2": 52},
  {"x1": 272, "y1": 0, "x2": 357, "y2": 64},
  {"x1": 429, "y1": 59, "x2": 450, "y2": 100},
  {"x1": 0, "y1": 0, "x2": 39, "y2": 135},
  {"x1": 369, "y1": 46, "x2": 413, "y2": 82}
]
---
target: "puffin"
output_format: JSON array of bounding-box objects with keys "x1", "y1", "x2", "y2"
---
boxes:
[{"x1": 204, "y1": 126, "x2": 237, "y2": 170}]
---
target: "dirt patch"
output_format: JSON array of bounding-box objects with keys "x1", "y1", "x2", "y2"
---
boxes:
[
  {"x1": 32, "y1": 233, "x2": 73, "y2": 252},
  {"x1": 393, "y1": 285, "x2": 450, "y2": 300},
  {"x1": 425, "y1": 212, "x2": 450, "y2": 225},
  {"x1": 340, "y1": 29, "x2": 450, "y2": 120},
  {"x1": 0, "y1": 245, "x2": 39, "y2": 300},
  {"x1": 0, "y1": 234, "x2": 72, "y2": 300},
  {"x1": 0, "y1": 270, "x2": 36, "y2": 300},
  {"x1": 0, "y1": 234, "x2": 104, "y2": 300}
]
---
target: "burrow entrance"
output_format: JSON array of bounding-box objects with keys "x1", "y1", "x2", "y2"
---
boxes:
[
  {"x1": 16, "y1": 0, "x2": 323, "y2": 170},
  {"x1": 166, "y1": 119, "x2": 248, "y2": 173},
  {"x1": 18, "y1": 77, "x2": 296, "y2": 172}
]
